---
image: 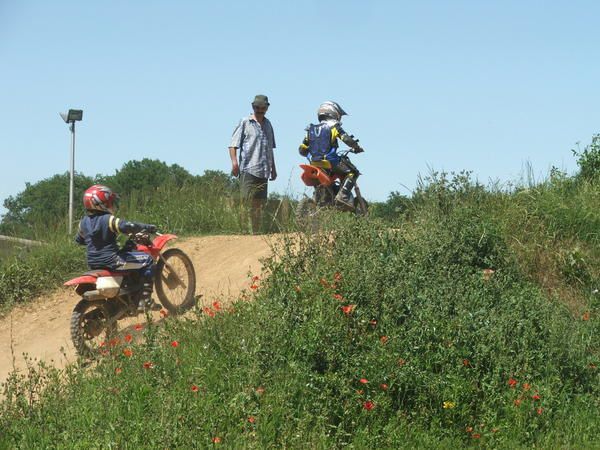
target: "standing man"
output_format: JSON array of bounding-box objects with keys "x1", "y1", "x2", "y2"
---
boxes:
[{"x1": 229, "y1": 94, "x2": 277, "y2": 233}]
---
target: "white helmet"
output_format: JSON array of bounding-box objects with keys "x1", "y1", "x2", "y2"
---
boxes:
[{"x1": 317, "y1": 101, "x2": 348, "y2": 122}]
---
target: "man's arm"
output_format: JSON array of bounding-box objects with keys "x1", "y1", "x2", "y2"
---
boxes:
[
  {"x1": 229, "y1": 147, "x2": 239, "y2": 177},
  {"x1": 229, "y1": 119, "x2": 244, "y2": 177}
]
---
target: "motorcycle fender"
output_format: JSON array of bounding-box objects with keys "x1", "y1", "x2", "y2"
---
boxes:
[
  {"x1": 64, "y1": 276, "x2": 97, "y2": 286},
  {"x1": 152, "y1": 234, "x2": 177, "y2": 250}
]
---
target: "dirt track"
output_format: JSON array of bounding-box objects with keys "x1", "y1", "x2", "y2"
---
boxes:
[{"x1": 0, "y1": 235, "x2": 274, "y2": 385}]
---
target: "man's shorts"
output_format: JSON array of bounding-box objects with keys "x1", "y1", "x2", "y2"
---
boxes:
[{"x1": 240, "y1": 171, "x2": 268, "y2": 200}]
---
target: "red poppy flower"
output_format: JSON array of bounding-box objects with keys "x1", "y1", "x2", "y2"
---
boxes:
[
  {"x1": 109, "y1": 338, "x2": 120, "y2": 347},
  {"x1": 537, "y1": 407, "x2": 543, "y2": 415},
  {"x1": 252, "y1": 275, "x2": 260, "y2": 282},
  {"x1": 369, "y1": 319, "x2": 377, "y2": 327},
  {"x1": 380, "y1": 383, "x2": 388, "y2": 391},
  {"x1": 212, "y1": 301, "x2": 222, "y2": 311},
  {"x1": 203, "y1": 307, "x2": 216, "y2": 318},
  {"x1": 115, "y1": 367, "x2": 122, "y2": 375},
  {"x1": 462, "y1": 359, "x2": 470, "y2": 367},
  {"x1": 123, "y1": 348, "x2": 133, "y2": 357},
  {"x1": 380, "y1": 335, "x2": 389, "y2": 344},
  {"x1": 191, "y1": 385, "x2": 199, "y2": 393},
  {"x1": 212, "y1": 437, "x2": 221, "y2": 444},
  {"x1": 359, "y1": 378, "x2": 368, "y2": 384},
  {"x1": 508, "y1": 378, "x2": 517, "y2": 388},
  {"x1": 522, "y1": 383, "x2": 531, "y2": 391},
  {"x1": 247, "y1": 416, "x2": 256, "y2": 424},
  {"x1": 99, "y1": 341, "x2": 106, "y2": 347},
  {"x1": 124, "y1": 334, "x2": 133, "y2": 343},
  {"x1": 513, "y1": 398, "x2": 521, "y2": 407},
  {"x1": 171, "y1": 340, "x2": 179, "y2": 348},
  {"x1": 250, "y1": 284, "x2": 259, "y2": 290},
  {"x1": 160, "y1": 309, "x2": 169, "y2": 318},
  {"x1": 363, "y1": 401, "x2": 375, "y2": 411},
  {"x1": 531, "y1": 394, "x2": 541, "y2": 401},
  {"x1": 341, "y1": 304, "x2": 356, "y2": 316},
  {"x1": 143, "y1": 361, "x2": 154, "y2": 369},
  {"x1": 134, "y1": 324, "x2": 143, "y2": 331},
  {"x1": 333, "y1": 293, "x2": 344, "y2": 301},
  {"x1": 472, "y1": 433, "x2": 481, "y2": 439}
]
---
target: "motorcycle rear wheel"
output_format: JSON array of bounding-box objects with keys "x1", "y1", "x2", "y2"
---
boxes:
[
  {"x1": 155, "y1": 248, "x2": 196, "y2": 315},
  {"x1": 296, "y1": 197, "x2": 321, "y2": 232},
  {"x1": 71, "y1": 300, "x2": 117, "y2": 358}
]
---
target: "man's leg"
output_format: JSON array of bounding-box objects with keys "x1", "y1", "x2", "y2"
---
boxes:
[{"x1": 240, "y1": 172, "x2": 268, "y2": 234}]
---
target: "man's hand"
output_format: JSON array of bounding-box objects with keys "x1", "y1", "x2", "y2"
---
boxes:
[
  {"x1": 231, "y1": 161, "x2": 240, "y2": 177},
  {"x1": 270, "y1": 166, "x2": 277, "y2": 181}
]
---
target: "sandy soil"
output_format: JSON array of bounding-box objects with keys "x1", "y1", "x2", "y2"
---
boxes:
[{"x1": 0, "y1": 235, "x2": 275, "y2": 385}]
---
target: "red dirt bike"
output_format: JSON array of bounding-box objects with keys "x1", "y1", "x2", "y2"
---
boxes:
[
  {"x1": 297, "y1": 149, "x2": 368, "y2": 224},
  {"x1": 64, "y1": 231, "x2": 196, "y2": 357}
]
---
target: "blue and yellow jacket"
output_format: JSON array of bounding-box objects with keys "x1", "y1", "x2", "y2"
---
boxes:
[
  {"x1": 75, "y1": 212, "x2": 152, "y2": 269},
  {"x1": 299, "y1": 120, "x2": 361, "y2": 166}
]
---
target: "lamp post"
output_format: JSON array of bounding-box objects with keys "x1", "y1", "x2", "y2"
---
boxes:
[{"x1": 59, "y1": 109, "x2": 83, "y2": 234}]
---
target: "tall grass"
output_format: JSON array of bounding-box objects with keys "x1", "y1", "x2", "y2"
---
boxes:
[
  {"x1": 0, "y1": 235, "x2": 85, "y2": 311},
  {"x1": 0, "y1": 182, "x2": 295, "y2": 310},
  {"x1": 1, "y1": 210, "x2": 597, "y2": 447}
]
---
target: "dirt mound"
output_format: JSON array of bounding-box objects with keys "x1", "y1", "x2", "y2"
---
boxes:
[{"x1": 0, "y1": 235, "x2": 274, "y2": 384}]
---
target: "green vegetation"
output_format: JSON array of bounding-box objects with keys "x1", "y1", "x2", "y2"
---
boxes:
[
  {"x1": 0, "y1": 159, "x2": 248, "y2": 238},
  {"x1": 1, "y1": 139, "x2": 599, "y2": 447},
  {"x1": 2, "y1": 154, "x2": 599, "y2": 447},
  {"x1": 0, "y1": 158, "x2": 293, "y2": 309},
  {"x1": 0, "y1": 236, "x2": 85, "y2": 312}
]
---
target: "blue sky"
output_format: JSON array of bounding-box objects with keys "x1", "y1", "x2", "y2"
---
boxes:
[{"x1": 1, "y1": 1, "x2": 599, "y2": 215}]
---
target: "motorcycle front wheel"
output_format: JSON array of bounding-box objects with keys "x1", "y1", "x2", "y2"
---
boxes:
[
  {"x1": 354, "y1": 196, "x2": 369, "y2": 217},
  {"x1": 155, "y1": 248, "x2": 196, "y2": 315},
  {"x1": 71, "y1": 300, "x2": 117, "y2": 358}
]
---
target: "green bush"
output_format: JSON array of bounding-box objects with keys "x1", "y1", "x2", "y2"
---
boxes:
[
  {"x1": 0, "y1": 237, "x2": 84, "y2": 310},
  {"x1": 573, "y1": 134, "x2": 600, "y2": 182},
  {"x1": 1, "y1": 213, "x2": 597, "y2": 448}
]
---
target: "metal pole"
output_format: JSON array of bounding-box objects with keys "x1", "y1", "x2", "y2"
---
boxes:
[{"x1": 68, "y1": 121, "x2": 75, "y2": 234}]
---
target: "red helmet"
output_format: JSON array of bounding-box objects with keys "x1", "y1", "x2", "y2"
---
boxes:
[{"x1": 83, "y1": 185, "x2": 119, "y2": 213}]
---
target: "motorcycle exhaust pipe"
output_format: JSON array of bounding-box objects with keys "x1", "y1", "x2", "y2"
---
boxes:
[{"x1": 83, "y1": 286, "x2": 139, "y2": 301}]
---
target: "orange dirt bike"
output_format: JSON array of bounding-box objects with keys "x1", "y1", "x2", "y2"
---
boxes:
[
  {"x1": 64, "y1": 231, "x2": 196, "y2": 357},
  {"x1": 297, "y1": 149, "x2": 369, "y2": 223}
]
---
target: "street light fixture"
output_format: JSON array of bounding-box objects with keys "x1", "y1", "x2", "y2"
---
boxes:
[{"x1": 60, "y1": 109, "x2": 83, "y2": 234}]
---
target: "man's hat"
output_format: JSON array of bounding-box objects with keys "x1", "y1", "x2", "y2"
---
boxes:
[{"x1": 252, "y1": 94, "x2": 270, "y2": 107}]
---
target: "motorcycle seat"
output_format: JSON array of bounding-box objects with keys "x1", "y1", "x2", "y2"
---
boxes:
[{"x1": 84, "y1": 269, "x2": 126, "y2": 277}]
